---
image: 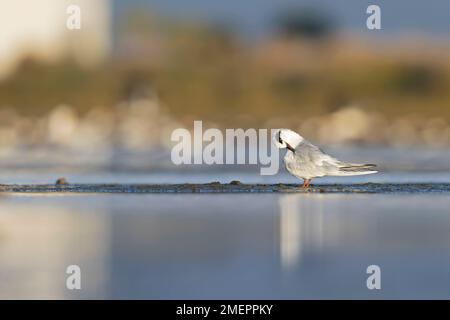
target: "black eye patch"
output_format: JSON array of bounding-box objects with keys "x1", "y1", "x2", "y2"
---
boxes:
[{"x1": 278, "y1": 132, "x2": 282, "y2": 144}]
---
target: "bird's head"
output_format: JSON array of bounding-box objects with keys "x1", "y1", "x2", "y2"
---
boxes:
[{"x1": 273, "y1": 129, "x2": 304, "y2": 153}]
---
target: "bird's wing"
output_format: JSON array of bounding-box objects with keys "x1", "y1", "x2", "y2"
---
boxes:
[{"x1": 295, "y1": 140, "x2": 343, "y2": 168}]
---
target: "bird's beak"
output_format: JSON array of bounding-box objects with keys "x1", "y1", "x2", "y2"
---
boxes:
[{"x1": 286, "y1": 143, "x2": 295, "y2": 153}]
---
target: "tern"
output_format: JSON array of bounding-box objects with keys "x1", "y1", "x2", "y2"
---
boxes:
[{"x1": 274, "y1": 129, "x2": 377, "y2": 189}]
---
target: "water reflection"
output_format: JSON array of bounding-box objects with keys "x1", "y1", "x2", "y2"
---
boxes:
[
  {"x1": 278, "y1": 194, "x2": 377, "y2": 271},
  {"x1": 1, "y1": 194, "x2": 450, "y2": 298},
  {"x1": 0, "y1": 203, "x2": 111, "y2": 299}
]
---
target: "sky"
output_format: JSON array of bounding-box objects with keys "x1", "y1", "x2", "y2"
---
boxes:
[{"x1": 113, "y1": 0, "x2": 450, "y2": 38}]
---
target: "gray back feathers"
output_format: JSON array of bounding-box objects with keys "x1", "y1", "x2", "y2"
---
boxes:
[{"x1": 283, "y1": 139, "x2": 377, "y2": 179}]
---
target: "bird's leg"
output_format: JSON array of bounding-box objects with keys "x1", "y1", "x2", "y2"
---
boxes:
[
  {"x1": 305, "y1": 179, "x2": 312, "y2": 189},
  {"x1": 301, "y1": 179, "x2": 307, "y2": 188}
]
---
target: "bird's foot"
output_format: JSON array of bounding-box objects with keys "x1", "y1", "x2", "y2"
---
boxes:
[{"x1": 302, "y1": 179, "x2": 312, "y2": 191}]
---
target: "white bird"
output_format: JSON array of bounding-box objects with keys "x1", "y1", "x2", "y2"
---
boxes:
[{"x1": 273, "y1": 129, "x2": 377, "y2": 188}]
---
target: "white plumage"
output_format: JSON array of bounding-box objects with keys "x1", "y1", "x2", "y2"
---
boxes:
[{"x1": 273, "y1": 129, "x2": 377, "y2": 187}]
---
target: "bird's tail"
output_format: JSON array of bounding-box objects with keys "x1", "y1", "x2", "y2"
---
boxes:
[{"x1": 336, "y1": 163, "x2": 378, "y2": 176}]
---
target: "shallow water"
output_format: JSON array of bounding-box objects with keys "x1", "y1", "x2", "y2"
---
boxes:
[
  {"x1": 0, "y1": 145, "x2": 450, "y2": 299},
  {"x1": 1, "y1": 190, "x2": 450, "y2": 299}
]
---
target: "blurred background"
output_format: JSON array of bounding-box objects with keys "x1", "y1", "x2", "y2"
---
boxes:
[{"x1": 0, "y1": 0, "x2": 450, "y2": 177}]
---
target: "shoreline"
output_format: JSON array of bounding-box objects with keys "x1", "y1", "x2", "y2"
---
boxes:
[{"x1": 0, "y1": 182, "x2": 449, "y2": 194}]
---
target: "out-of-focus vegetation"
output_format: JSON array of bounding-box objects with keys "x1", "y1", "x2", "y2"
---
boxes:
[{"x1": 1, "y1": 9, "x2": 450, "y2": 148}]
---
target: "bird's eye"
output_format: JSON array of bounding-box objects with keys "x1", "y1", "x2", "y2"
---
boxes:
[{"x1": 278, "y1": 132, "x2": 282, "y2": 144}]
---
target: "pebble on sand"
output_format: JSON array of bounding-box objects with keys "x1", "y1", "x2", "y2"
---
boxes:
[{"x1": 55, "y1": 177, "x2": 68, "y2": 185}]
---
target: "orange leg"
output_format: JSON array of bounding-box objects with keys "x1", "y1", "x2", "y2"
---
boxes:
[
  {"x1": 305, "y1": 179, "x2": 312, "y2": 189},
  {"x1": 301, "y1": 179, "x2": 307, "y2": 188}
]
